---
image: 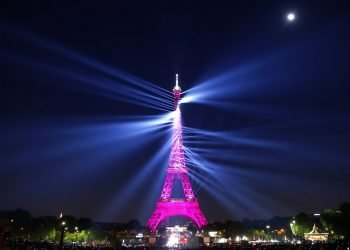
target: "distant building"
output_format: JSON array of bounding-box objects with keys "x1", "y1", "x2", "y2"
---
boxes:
[{"x1": 304, "y1": 224, "x2": 328, "y2": 241}]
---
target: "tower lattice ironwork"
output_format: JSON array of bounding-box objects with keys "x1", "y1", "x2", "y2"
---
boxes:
[{"x1": 147, "y1": 74, "x2": 208, "y2": 232}]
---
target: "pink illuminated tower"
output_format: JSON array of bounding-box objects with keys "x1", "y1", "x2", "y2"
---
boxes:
[{"x1": 147, "y1": 74, "x2": 208, "y2": 232}]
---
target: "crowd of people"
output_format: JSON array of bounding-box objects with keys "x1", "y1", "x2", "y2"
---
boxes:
[
  {"x1": 208, "y1": 240, "x2": 350, "y2": 249},
  {"x1": 1, "y1": 239, "x2": 350, "y2": 250},
  {"x1": 2, "y1": 241, "x2": 114, "y2": 250}
]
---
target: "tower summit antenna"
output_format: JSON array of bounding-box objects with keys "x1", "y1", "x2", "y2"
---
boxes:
[
  {"x1": 176, "y1": 73, "x2": 179, "y2": 88},
  {"x1": 173, "y1": 73, "x2": 181, "y2": 102},
  {"x1": 174, "y1": 73, "x2": 181, "y2": 91}
]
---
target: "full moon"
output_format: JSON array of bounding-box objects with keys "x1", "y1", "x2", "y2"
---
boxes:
[{"x1": 287, "y1": 12, "x2": 295, "y2": 21}]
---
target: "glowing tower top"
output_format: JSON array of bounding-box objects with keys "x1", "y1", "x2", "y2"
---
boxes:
[{"x1": 173, "y1": 74, "x2": 181, "y2": 105}]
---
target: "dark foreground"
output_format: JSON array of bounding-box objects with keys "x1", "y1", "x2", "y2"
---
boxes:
[{"x1": 2, "y1": 240, "x2": 350, "y2": 250}]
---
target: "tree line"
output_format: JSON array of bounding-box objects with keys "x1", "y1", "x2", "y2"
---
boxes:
[{"x1": 0, "y1": 202, "x2": 349, "y2": 243}]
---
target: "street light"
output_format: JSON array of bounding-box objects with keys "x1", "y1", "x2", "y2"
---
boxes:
[
  {"x1": 59, "y1": 221, "x2": 66, "y2": 249},
  {"x1": 266, "y1": 225, "x2": 271, "y2": 241},
  {"x1": 290, "y1": 220, "x2": 296, "y2": 236},
  {"x1": 313, "y1": 213, "x2": 321, "y2": 228}
]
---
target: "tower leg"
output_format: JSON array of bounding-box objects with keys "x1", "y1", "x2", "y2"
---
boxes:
[{"x1": 147, "y1": 200, "x2": 208, "y2": 232}]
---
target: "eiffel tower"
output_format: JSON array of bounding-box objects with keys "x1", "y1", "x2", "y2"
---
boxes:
[{"x1": 147, "y1": 74, "x2": 207, "y2": 232}]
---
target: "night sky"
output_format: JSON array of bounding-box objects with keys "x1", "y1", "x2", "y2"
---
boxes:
[{"x1": 1, "y1": 1, "x2": 350, "y2": 224}]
